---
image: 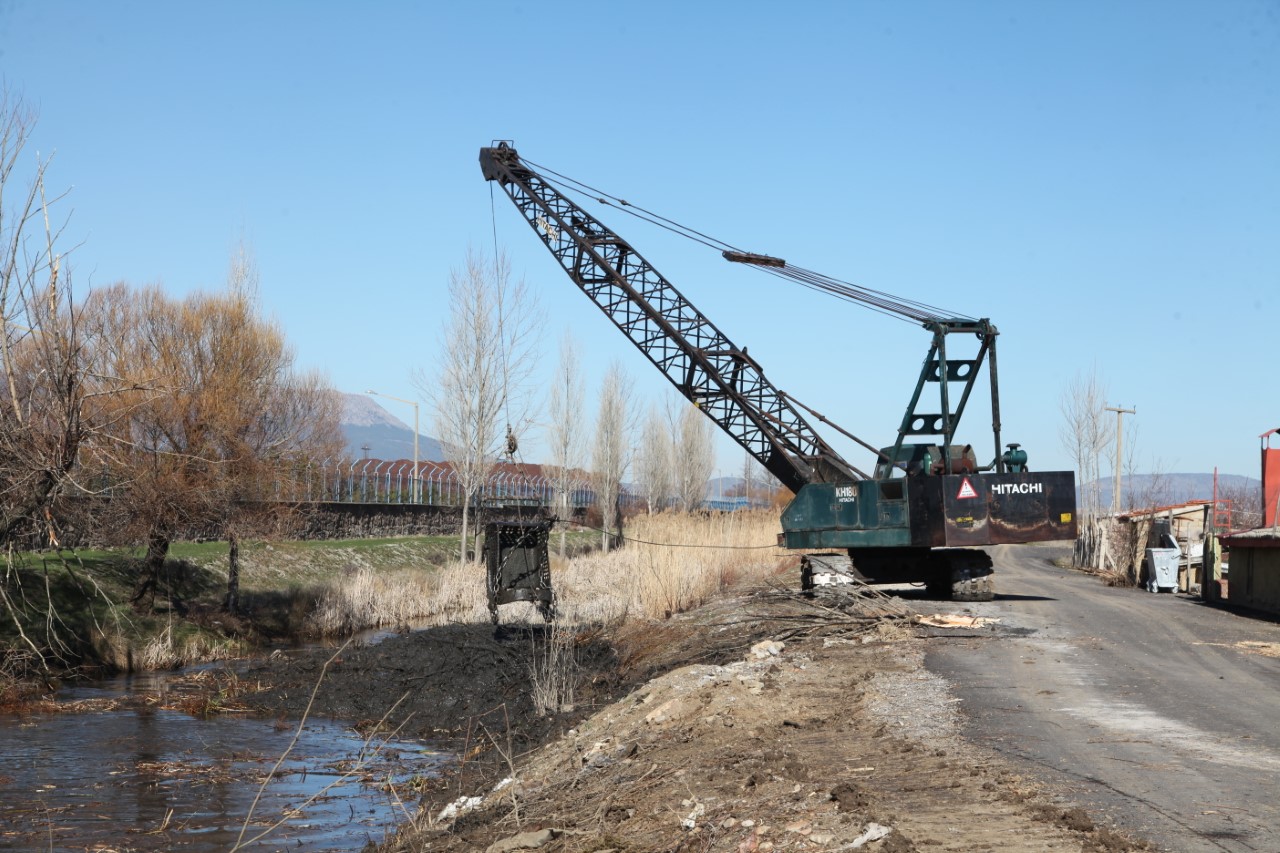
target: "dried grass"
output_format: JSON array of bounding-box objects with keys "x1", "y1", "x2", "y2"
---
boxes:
[
  {"x1": 133, "y1": 627, "x2": 241, "y2": 671},
  {"x1": 306, "y1": 566, "x2": 436, "y2": 637},
  {"x1": 528, "y1": 625, "x2": 579, "y2": 716},
  {"x1": 428, "y1": 510, "x2": 787, "y2": 627}
]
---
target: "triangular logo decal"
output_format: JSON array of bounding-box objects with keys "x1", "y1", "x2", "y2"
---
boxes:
[{"x1": 956, "y1": 477, "x2": 978, "y2": 499}]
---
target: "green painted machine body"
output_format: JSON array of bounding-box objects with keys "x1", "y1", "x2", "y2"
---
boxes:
[{"x1": 781, "y1": 470, "x2": 1078, "y2": 551}]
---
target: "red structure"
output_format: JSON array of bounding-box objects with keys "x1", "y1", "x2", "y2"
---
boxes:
[{"x1": 1264, "y1": 429, "x2": 1280, "y2": 528}]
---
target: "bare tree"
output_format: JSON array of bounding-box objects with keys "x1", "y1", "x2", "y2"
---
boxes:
[
  {"x1": 741, "y1": 450, "x2": 769, "y2": 506},
  {"x1": 0, "y1": 92, "x2": 90, "y2": 678},
  {"x1": 0, "y1": 91, "x2": 84, "y2": 547},
  {"x1": 544, "y1": 331, "x2": 585, "y2": 556},
  {"x1": 1059, "y1": 368, "x2": 1112, "y2": 519},
  {"x1": 80, "y1": 275, "x2": 343, "y2": 608},
  {"x1": 591, "y1": 363, "x2": 631, "y2": 551},
  {"x1": 674, "y1": 404, "x2": 715, "y2": 512},
  {"x1": 1059, "y1": 368, "x2": 1113, "y2": 569},
  {"x1": 1216, "y1": 477, "x2": 1263, "y2": 531},
  {"x1": 635, "y1": 401, "x2": 674, "y2": 514},
  {"x1": 417, "y1": 249, "x2": 539, "y2": 563}
]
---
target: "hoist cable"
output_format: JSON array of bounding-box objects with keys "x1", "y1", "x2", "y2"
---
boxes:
[
  {"x1": 561, "y1": 518, "x2": 786, "y2": 551},
  {"x1": 521, "y1": 156, "x2": 743, "y2": 254},
  {"x1": 519, "y1": 155, "x2": 973, "y2": 325}
]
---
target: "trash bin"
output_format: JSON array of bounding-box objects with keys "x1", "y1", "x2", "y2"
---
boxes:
[{"x1": 1144, "y1": 531, "x2": 1181, "y2": 593}]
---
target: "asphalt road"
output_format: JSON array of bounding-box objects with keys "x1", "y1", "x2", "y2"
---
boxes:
[{"x1": 922, "y1": 543, "x2": 1280, "y2": 853}]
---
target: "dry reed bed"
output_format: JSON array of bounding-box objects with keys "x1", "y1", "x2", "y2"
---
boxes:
[
  {"x1": 429, "y1": 510, "x2": 789, "y2": 627},
  {"x1": 307, "y1": 567, "x2": 436, "y2": 636},
  {"x1": 305, "y1": 511, "x2": 789, "y2": 636}
]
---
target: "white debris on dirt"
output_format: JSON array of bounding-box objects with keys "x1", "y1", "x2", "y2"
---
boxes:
[
  {"x1": 916, "y1": 613, "x2": 1001, "y2": 628},
  {"x1": 436, "y1": 775, "x2": 516, "y2": 824},
  {"x1": 749, "y1": 639, "x2": 785, "y2": 659},
  {"x1": 681, "y1": 800, "x2": 706, "y2": 829},
  {"x1": 843, "y1": 821, "x2": 892, "y2": 848},
  {"x1": 436, "y1": 794, "x2": 483, "y2": 822}
]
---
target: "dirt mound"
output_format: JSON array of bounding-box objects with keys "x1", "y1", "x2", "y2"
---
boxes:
[{"x1": 240, "y1": 586, "x2": 1153, "y2": 852}]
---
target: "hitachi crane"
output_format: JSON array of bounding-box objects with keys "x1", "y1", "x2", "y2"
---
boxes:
[{"x1": 480, "y1": 142, "x2": 1076, "y2": 600}]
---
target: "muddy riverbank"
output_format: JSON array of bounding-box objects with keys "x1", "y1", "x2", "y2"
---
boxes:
[
  {"x1": 0, "y1": 664, "x2": 450, "y2": 850},
  {"x1": 239, "y1": 584, "x2": 1155, "y2": 852}
]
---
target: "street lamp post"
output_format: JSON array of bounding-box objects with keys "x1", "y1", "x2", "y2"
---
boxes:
[
  {"x1": 367, "y1": 390, "x2": 420, "y2": 503},
  {"x1": 1104, "y1": 405, "x2": 1136, "y2": 514}
]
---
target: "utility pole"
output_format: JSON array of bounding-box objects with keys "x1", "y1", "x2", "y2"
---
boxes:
[
  {"x1": 1105, "y1": 405, "x2": 1136, "y2": 513},
  {"x1": 368, "y1": 390, "x2": 421, "y2": 503}
]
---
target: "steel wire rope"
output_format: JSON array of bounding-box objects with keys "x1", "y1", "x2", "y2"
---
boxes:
[
  {"x1": 521, "y1": 156, "x2": 741, "y2": 254},
  {"x1": 489, "y1": 182, "x2": 516, "y2": 455},
  {"x1": 489, "y1": 183, "x2": 559, "y2": 625},
  {"x1": 559, "y1": 518, "x2": 787, "y2": 551},
  {"x1": 518, "y1": 157, "x2": 896, "y2": 469},
  {"x1": 521, "y1": 156, "x2": 971, "y2": 324},
  {"x1": 489, "y1": 179, "x2": 541, "y2": 524}
]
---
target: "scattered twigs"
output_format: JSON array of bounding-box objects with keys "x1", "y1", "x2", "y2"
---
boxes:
[
  {"x1": 233, "y1": 638, "x2": 352, "y2": 850},
  {"x1": 232, "y1": 686, "x2": 414, "y2": 850},
  {"x1": 528, "y1": 624, "x2": 580, "y2": 717},
  {"x1": 755, "y1": 580, "x2": 919, "y2": 643}
]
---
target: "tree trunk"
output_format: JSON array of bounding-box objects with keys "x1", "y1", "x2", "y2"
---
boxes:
[
  {"x1": 558, "y1": 493, "x2": 568, "y2": 558},
  {"x1": 460, "y1": 499, "x2": 471, "y2": 564},
  {"x1": 132, "y1": 530, "x2": 170, "y2": 607},
  {"x1": 224, "y1": 531, "x2": 240, "y2": 613},
  {"x1": 615, "y1": 493, "x2": 625, "y2": 550}
]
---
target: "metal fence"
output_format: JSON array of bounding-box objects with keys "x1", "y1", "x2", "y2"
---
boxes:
[
  {"x1": 90, "y1": 457, "x2": 762, "y2": 513},
  {"x1": 293, "y1": 459, "x2": 605, "y2": 509}
]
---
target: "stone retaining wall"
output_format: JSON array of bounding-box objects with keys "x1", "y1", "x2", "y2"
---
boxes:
[{"x1": 25, "y1": 499, "x2": 558, "y2": 549}]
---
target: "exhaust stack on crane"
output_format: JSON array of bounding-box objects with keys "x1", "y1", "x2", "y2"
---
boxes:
[{"x1": 480, "y1": 141, "x2": 1076, "y2": 600}]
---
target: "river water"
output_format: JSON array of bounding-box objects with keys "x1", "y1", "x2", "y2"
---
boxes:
[{"x1": 0, "y1": 669, "x2": 449, "y2": 851}]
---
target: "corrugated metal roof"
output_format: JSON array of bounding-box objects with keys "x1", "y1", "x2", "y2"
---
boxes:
[{"x1": 1221, "y1": 528, "x2": 1280, "y2": 548}]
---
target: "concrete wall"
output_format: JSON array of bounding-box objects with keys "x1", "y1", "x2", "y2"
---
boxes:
[
  {"x1": 1229, "y1": 546, "x2": 1280, "y2": 616},
  {"x1": 24, "y1": 498, "x2": 553, "y2": 549},
  {"x1": 299, "y1": 503, "x2": 466, "y2": 540}
]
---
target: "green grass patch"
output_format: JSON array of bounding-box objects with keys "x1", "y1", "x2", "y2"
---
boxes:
[
  {"x1": 1, "y1": 528, "x2": 603, "y2": 680},
  {"x1": 0, "y1": 535, "x2": 471, "y2": 678}
]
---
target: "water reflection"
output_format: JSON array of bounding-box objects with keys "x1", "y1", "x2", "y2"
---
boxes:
[{"x1": 1, "y1": 680, "x2": 447, "y2": 851}]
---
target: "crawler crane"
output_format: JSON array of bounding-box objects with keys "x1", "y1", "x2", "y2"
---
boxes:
[{"x1": 480, "y1": 142, "x2": 1076, "y2": 600}]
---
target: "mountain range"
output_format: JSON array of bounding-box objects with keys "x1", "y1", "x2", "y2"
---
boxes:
[
  {"x1": 1086, "y1": 473, "x2": 1260, "y2": 512},
  {"x1": 339, "y1": 393, "x2": 445, "y2": 462},
  {"x1": 337, "y1": 395, "x2": 1264, "y2": 511}
]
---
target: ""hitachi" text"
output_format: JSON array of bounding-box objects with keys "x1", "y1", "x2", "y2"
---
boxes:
[{"x1": 991, "y1": 483, "x2": 1043, "y2": 495}]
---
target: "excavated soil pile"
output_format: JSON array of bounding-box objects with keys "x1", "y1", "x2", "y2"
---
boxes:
[{"x1": 242, "y1": 589, "x2": 1151, "y2": 853}]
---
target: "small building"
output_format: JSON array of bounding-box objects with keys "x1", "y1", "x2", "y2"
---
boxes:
[
  {"x1": 1117, "y1": 501, "x2": 1212, "y2": 548},
  {"x1": 1219, "y1": 529, "x2": 1280, "y2": 616},
  {"x1": 1115, "y1": 501, "x2": 1213, "y2": 590}
]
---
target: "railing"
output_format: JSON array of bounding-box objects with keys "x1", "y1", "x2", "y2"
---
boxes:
[
  {"x1": 89, "y1": 459, "x2": 760, "y2": 514},
  {"x1": 293, "y1": 459, "x2": 604, "y2": 511}
]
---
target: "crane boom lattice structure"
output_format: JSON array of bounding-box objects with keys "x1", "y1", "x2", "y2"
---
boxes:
[
  {"x1": 480, "y1": 141, "x2": 1078, "y2": 603},
  {"x1": 480, "y1": 142, "x2": 858, "y2": 494}
]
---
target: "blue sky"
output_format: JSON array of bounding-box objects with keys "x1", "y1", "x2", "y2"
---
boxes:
[{"x1": 2, "y1": 1, "x2": 1276, "y2": 481}]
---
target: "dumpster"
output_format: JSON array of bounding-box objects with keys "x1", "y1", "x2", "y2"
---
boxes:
[{"x1": 1144, "y1": 530, "x2": 1181, "y2": 593}]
